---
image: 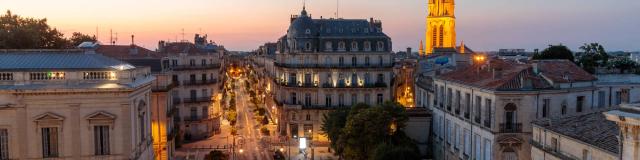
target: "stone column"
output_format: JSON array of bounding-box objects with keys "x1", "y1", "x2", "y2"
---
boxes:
[{"x1": 604, "y1": 103, "x2": 640, "y2": 160}]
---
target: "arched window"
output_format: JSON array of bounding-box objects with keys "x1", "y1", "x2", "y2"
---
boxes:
[
  {"x1": 338, "y1": 41, "x2": 346, "y2": 51},
  {"x1": 432, "y1": 25, "x2": 438, "y2": 47},
  {"x1": 351, "y1": 42, "x2": 359, "y2": 52},
  {"x1": 363, "y1": 41, "x2": 371, "y2": 51},
  {"x1": 305, "y1": 42, "x2": 311, "y2": 51},
  {"x1": 325, "y1": 41, "x2": 333, "y2": 51},
  {"x1": 504, "y1": 103, "x2": 518, "y2": 132},
  {"x1": 376, "y1": 41, "x2": 384, "y2": 51},
  {"x1": 439, "y1": 25, "x2": 444, "y2": 47}
]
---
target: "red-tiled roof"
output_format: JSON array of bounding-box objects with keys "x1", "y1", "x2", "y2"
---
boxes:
[
  {"x1": 437, "y1": 59, "x2": 595, "y2": 90},
  {"x1": 96, "y1": 45, "x2": 164, "y2": 59},
  {"x1": 160, "y1": 42, "x2": 206, "y2": 54},
  {"x1": 534, "y1": 59, "x2": 597, "y2": 83}
]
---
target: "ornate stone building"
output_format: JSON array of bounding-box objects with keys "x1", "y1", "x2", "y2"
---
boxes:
[
  {"x1": 95, "y1": 43, "x2": 178, "y2": 160},
  {"x1": 530, "y1": 103, "x2": 640, "y2": 160},
  {"x1": 430, "y1": 59, "x2": 608, "y2": 160},
  {"x1": 157, "y1": 36, "x2": 224, "y2": 141},
  {"x1": 425, "y1": 0, "x2": 457, "y2": 55},
  {"x1": 0, "y1": 50, "x2": 154, "y2": 159},
  {"x1": 273, "y1": 7, "x2": 394, "y2": 142}
]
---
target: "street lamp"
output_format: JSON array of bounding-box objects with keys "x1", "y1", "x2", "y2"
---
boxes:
[{"x1": 473, "y1": 54, "x2": 487, "y2": 64}]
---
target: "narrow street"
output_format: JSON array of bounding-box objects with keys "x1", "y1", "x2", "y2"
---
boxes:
[{"x1": 234, "y1": 77, "x2": 271, "y2": 160}]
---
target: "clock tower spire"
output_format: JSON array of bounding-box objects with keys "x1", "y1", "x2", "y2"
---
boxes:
[{"x1": 425, "y1": 0, "x2": 456, "y2": 54}]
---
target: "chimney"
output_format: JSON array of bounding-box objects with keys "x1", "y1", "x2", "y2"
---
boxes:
[
  {"x1": 532, "y1": 63, "x2": 539, "y2": 74},
  {"x1": 131, "y1": 35, "x2": 135, "y2": 46}
]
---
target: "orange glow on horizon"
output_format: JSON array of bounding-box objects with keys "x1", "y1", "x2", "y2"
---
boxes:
[{"x1": 0, "y1": 0, "x2": 426, "y2": 51}]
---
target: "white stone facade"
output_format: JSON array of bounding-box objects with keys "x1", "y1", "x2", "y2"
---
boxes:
[
  {"x1": 0, "y1": 54, "x2": 154, "y2": 159},
  {"x1": 168, "y1": 52, "x2": 222, "y2": 140}
]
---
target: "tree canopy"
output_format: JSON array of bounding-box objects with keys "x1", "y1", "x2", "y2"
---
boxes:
[
  {"x1": 533, "y1": 44, "x2": 575, "y2": 62},
  {"x1": 204, "y1": 150, "x2": 228, "y2": 160},
  {"x1": 0, "y1": 10, "x2": 94, "y2": 49},
  {"x1": 321, "y1": 102, "x2": 419, "y2": 160},
  {"x1": 578, "y1": 43, "x2": 609, "y2": 73},
  {"x1": 608, "y1": 57, "x2": 638, "y2": 74}
]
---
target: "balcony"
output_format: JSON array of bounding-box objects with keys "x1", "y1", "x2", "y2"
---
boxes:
[
  {"x1": 182, "y1": 97, "x2": 213, "y2": 104},
  {"x1": 275, "y1": 80, "x2": 319, "y2": 88},
  {"x1": 151, "y1": 82, "x2": 178, "y2": 92},
  {"x1": 274, "y1": 62, "x2": 393, "y2": 69},
  {"x1": 320, "y1": 82, "x2": 388, "y2": 89},
  {"x1": 499, "y1": 123, "x2": 522, "y2": 133},
  {"x1": 171, "y1": 64, "x2": 221, "y2": 71},
  {"x1": 182, "y1": 79, "x2": 218, "y2": 86}
]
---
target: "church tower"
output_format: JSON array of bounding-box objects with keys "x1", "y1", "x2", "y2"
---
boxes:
[{"x1": 425, "y1": 0, "x2": 456, "y2": 54}]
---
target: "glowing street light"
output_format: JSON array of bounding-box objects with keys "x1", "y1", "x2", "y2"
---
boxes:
[
  {"x1": 239, "y1": 149, "x2": 244, "y2": 153},
  {"x1": 474, "y1": 54, "x2": 486, "y2": 62}
]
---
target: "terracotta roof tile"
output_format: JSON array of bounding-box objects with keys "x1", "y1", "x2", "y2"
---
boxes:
[
  {"x1": 437, "y1": 59, "x2": 594, "y2": 90},
  {"x1": 96, "y1": 45, "x2": 164, "y2": 59},
  {"x1": 534, "y1": 59, "x2": 597, "y2": 83}
]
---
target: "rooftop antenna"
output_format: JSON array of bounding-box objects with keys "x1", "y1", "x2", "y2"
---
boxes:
[
  {"x1": 109, "y1": 29, "x2": 113, "y2": 45},
  {"x1": 336, "y1": 0, "x2": 339, "y2": 18},
  {"x1": 181, "y1": 28, "x2": 185, "y2": 42},
  {"x1": 114, "y1": 32, "x2": 118, "y2": 45}
]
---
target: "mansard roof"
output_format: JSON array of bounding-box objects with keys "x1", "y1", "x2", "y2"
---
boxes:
[
  {"x1": 286, "y1": 8, "x2": 388, "y2": 39},
  {"x1": 0, "y1": 50, "x2": 134, "y2": 71}
]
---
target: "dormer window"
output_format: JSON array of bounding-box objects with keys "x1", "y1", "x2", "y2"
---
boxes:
[
  {"x1": 376, "y1": 41, "x2": 384, "y2": 51},
  {"x1": 351, "y1": 28, "x2": 356, "y2": 33},
  {"x1": 326, "y1": 28, "x2": 331, "y2": 33},
  {"x1": 339, "y1": 28, "x2": 343, "y2": 33},
  {"x1": 363, "y1": 41, "x2": 371, "y2": 51},
  {"x1": 305, "y1": 29, "x2": 311, "y2": 34},
  {"x1": 338, "y1": 41, "x2": 346, "y2": 51},
  {"x1": 364, "y1": 28, "x2": 369, "y2": 33},
  {"x1": 325, "y1": 42, "x2": 333, "y2": 52},
  {"x1": 351, "y1": 42, "x2": 359, "y2": 52}
]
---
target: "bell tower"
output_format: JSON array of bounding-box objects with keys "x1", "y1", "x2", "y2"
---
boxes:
[{"x1": 425, "y1": 0, "x2": 456, "y2": 54}]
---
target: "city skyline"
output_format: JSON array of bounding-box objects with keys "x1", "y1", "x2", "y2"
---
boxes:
[{"x1": 1, "y1": 0, "x2": 639, "y2": 52}]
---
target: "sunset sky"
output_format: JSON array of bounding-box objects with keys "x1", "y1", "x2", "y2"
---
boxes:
[{"x1": 1, "y1": 0, "x2": 639, "y2": 52}]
